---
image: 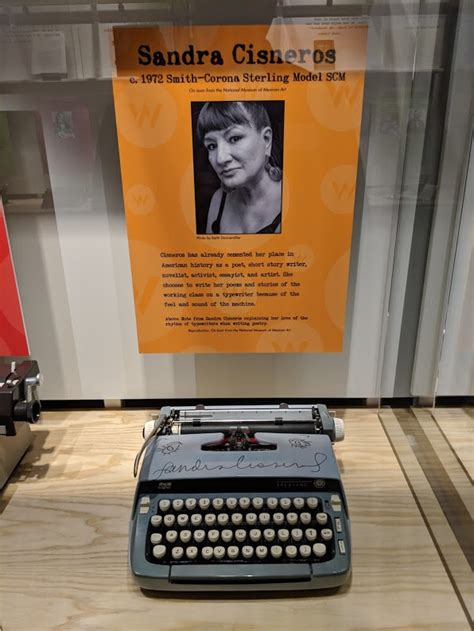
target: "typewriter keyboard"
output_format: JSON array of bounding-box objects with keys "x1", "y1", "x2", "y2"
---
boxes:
[{"x1": 146, "y1": 494, "x2": 343, "y2": 564}]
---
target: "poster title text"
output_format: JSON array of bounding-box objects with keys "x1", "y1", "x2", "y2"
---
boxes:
[{"x1": 138, "y1": 43, "x2": 336, "y2": 67}]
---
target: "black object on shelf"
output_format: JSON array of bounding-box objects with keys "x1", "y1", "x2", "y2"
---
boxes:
[{"x1": 0, "y1": 360, "x2": 42, "y2": 437}]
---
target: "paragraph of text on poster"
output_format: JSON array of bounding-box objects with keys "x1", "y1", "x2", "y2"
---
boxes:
[{"x1": 160, "y1": 249, "x2": 308, "y2": 333}]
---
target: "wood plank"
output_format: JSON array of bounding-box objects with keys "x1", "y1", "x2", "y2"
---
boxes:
[
  {"x1": 411, "y1": 408, "x2": 473, "y2": 520},
  {"x1": 431, "y1": 408, "x2": 474, "y2": 479},
  {"x1": 0, "y1": 410, "x2": 470, "y2": 631},
  {"x1": 379, "y1": 409, "x2": 473, "y2": 624}
]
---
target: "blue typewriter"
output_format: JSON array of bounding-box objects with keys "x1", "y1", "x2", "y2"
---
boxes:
[{"x1": 130, "y1": 404, "x2": 350, "y2": 591}]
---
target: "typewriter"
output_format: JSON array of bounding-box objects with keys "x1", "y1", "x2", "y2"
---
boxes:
[{"x1": 130, "y1": 404, "x2": 350, "y2": 591}]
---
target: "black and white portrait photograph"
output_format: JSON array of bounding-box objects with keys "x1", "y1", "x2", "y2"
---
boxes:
[{"x1": 191, "y1": 100, "x2": 285, "y2": 235}]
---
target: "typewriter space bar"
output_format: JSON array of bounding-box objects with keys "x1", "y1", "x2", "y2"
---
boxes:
[{"x1": 170, "y1": 563, "x2": 311, "y2": 584}]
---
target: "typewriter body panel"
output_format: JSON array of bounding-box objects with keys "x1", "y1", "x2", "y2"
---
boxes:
[{"x1": 130, "y1": 404, "x2": 351, "y2": 592}]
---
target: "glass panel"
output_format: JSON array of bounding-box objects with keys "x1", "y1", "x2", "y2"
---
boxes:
[
  {"x1": 377, "y1": 0, "x2": 473, "y2": 405},
  {"x1": 435, "y1": 134, "x2": 473, "y2": 400},
  {"x1": 0, "y1": 1, "x2": 470, "y2": 402}
]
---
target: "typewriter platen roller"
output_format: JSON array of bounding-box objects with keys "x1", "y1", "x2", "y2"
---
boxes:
[{"x1": 130, "y1": 404, "x2": 350, "y2": 592}]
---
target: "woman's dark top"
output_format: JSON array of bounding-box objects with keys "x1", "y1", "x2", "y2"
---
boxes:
[{"x1": 211, "y1": 192, "x2": 281, "y2": 234}]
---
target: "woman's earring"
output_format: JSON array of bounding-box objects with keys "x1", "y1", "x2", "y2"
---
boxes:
[{"x1": 265, "y1": 155, "x2": 282, "y2": 182}]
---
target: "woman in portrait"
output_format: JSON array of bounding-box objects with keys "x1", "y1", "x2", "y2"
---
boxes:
[{"x1": 196, "y1": 101, "x2": 283, "y2": 234}]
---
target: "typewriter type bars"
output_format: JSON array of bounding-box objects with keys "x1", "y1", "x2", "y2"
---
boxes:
[{"x1": 130, "y1": 404, "x2": 350, "y2": 591}]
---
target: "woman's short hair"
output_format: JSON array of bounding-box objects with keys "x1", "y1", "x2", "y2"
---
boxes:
[{"x1": 197, "y1": 101, "x2": 271, "y2": 141}]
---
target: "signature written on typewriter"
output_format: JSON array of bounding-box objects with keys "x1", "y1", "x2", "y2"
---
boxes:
[{"x1": 151, "y1": 452, "x2": 328, "y2": 479}]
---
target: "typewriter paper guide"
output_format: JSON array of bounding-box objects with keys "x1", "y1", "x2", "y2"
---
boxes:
[{"x1": 144, "y1": 433, "x2": 340, "y2": 482}]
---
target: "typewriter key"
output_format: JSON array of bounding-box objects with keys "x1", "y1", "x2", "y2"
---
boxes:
[
  {"x1": 256, "y1": 546, "x2": 268, "y2": 559},
  {"x1": 313, "y1": 543, "x2": 326, "y2": 558},
  {"x1": 321, "y1": 528, "x2": 333, "y2": 541},
  {"x1": 271, "y1": 545, "x2": 283, "y2": 559},
  {"x1": 190, "y1": 514, "x2": 203, "y2": 527},
  {"x1": 164, "y1": 514, "x2": 175, "y2": 527},
  {"x1": 159, "y1": 499, "x2": 171, "y2": 512},
  {"x1": 239, "y1": 497, "x2": 251, "y2": 510},
  {"x1": 171, "y1": 546, "x2": 184, "y2": 560},
  {"x1": 263, "y1": 529, "x2": 275, "y2": 542},
  {"x1": 214, "y1": 546, "x2": 225, "y2": 559},
  {"x1": 217, "y1": 513, "x2": 229, "y2": 526},
  {"x1": 208, "y1": 529, "x2": 220, "y2": 543},
  {"x1": 227, "y1": 545, "x2": 239, "y2": 559},
  {"x1": 166, "y1": 530, "x2": 178, "y2": 543},
  {"x1": 249, "y1": 529, "x2": 261, "y2": 542},
  {"x1": 202, "y1": 546, "x2": 213, "y2": 560},
  {"x1": 152, "y1": 544, "x2": 166, "y2": 559},
  {"x1": 246, "y1": 513, "x2": 257, "y2": 526},
  {"x1": 177, "y1": 514, "x2": 189, "y2": 527},
  {"x1": 291, "y1": 528, "x2": 303, "y2": 542},
  {"x1": 285, "y1": 545, "x2": 297, "y2": 559},
  {"x1": 221, "y1": 529, "x2": 233, "y2": 543},
  {"x1": 305, "y1": 528, "x2": 317, "y2": 541},
  {"x1": 307, "y1": 497, "x2": 318, "y2": 510},
  {"x1": 172, "y1": 499, "x2": 184, "y2": 511},
  {"x1": 252, "y1": 497, "x2": 264, "y2": 509},
  {"x1": 204, "y1": 514, "x2": 216, "y2": 526},
  {"x1": 316, "y1": 513, "x2": 328, "y2": 525},
  {"x1": 235, "y1": 529, "x2": 246, "y2": 542},
  {"x1": 242, "y1": 545, "x2": 254, "y2": 559},
  {"x1": 226, "y1": 497, "x2": 238, "y2": 509},
  {"x1": 186, "y1": 546, "x2": 198, "y2": 560},
  {"x1": 150, "y1": 515, "x2": 162, "y2": 527},
  {"x1": 278, "y1": 529, "x2": 290, "y2": 542}
]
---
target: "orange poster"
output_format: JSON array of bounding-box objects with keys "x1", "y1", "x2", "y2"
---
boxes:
[{"x1": 112, "y1": 21, "x2": 367, "y2": 353}]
